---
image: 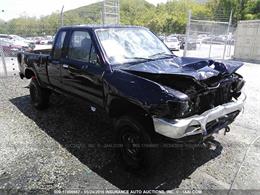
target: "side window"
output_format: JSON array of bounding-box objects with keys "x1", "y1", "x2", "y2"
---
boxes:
[
  {"x1": 68, "y1": 31, "x2": 92, "y2": 62},
  {"x1": 53, "y1": 31, "x2": 66, "y2": 59}
]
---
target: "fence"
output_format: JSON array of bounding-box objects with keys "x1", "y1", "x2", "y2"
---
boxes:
[
  {"x1": 0, "y1": 0, "x2": 120, "y2": 77},
  {"x1": 183, "y1": 10, "x2": 235, "y2": 60}
]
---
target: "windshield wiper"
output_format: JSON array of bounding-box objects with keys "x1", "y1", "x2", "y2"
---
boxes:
[
  {"x1": 149, "y1": 52, "x2": 175, "y2": 58},
  {"x1": 124, "y1": 56, "x2": 151, "y2": 61}
]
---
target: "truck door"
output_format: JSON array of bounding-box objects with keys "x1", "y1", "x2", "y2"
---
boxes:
[
  {"x1": 48, "y1": 30, "x2": 67, "y2": 88},
  {"x1": 61, "y1": 30, "x2": 104, "y2": 107}
]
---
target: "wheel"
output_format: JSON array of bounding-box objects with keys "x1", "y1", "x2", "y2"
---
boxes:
[
  {"x1": 29, "y1": 77, "x2": 50, "y2": 110},
  {"x1": 115, "y1": 115, "x2": 160, "y2": 173}
]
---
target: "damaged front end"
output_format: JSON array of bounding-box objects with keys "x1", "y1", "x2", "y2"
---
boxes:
[
  {"x1": 119, "y1": 57, "x2": 246, "y2": 141},
  {"x1": 152, "y1": 74, "x2": 245, "y2": 140},
  {"x1": 153, "y1": 93, "x2": 245, "y2": 140}
]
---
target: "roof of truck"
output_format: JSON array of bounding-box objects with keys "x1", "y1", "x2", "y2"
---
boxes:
[{"x1": 59, "y1": 24, "x2": 146, "y2": 30}]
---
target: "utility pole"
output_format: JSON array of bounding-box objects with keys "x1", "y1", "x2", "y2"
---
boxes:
[
  {"x1": 0, "y1": 9, "x2": 7, "y2": 77},
  {"x1": 208, "y1": 21, "x2": 215, "y2": 58},
  {"x1": 102, "y1": 0, "x2": 120, "y2": 25},
  {"x1": 60, "y1": 5, "x2": 64, "y2": 27},
  {"x1": 184, "y1": 10, "x2": 191, "y2": 57},
  {"x1": 117, "y1": 0, "x2": 120, "y2": 24},
  {"x1": 223, "y1": 10, "x2": 232, "y2": 59},
  {"x1": 102, "y1": 1, "x2": 105, "y2": 25},
  {"x1": 0, "y1": 45, "x2": 7, "y2": 77}
]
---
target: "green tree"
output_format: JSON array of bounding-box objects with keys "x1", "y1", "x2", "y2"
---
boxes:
[
  {"x1": 244, "y1": 0, "x2": 260, "y2": 19},
  {"x1": 0, "y1": 0, "x2": 215, "y2": 36}
]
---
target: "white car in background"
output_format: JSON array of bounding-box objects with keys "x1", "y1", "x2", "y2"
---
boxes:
[
  {"x1": 163, "y1": 36, "x2": 180, "y2": 51},
  {"x1": 9, "y1": 35, "x2": 30, "y2": 47}
]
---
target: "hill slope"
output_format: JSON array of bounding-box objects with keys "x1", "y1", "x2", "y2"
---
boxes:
[{"x1": 63, "y1": 0, "x2": 155, "y2": 25}]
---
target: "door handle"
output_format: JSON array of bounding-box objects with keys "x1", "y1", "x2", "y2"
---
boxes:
[{"x1": 62, "y1": 64, "x2": 69, "y2": 69}]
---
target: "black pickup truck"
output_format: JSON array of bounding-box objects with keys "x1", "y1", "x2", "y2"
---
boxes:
[{"x1": 18, "y1": 25, "x2": 245, "y2": 171}]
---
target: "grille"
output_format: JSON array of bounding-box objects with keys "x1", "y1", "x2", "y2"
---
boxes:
[{"x1": 195, "y1": 83, "x2": 232, "y2": 114}]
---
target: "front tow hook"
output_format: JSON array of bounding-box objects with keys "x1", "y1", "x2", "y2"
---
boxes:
[{"x1": 224, "y1": 126, "x2": 230, "y2": 135}]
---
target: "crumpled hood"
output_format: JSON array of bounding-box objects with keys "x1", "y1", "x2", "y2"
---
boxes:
[{"x1": 115, "y1": 56, "x2": 243, "y2": 80}]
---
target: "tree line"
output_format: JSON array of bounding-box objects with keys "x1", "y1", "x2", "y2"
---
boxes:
[{"x1": 0, "y1": 0, "x2": 259, "y2": 37}]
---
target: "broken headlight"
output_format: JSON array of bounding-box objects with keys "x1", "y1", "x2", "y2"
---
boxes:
[
  {"x1": 162, "y1": 85, "x2": 193, "y2": 118},
  {"x1": 167, "y1": 100, "x2": 193, "y2": 118},
  {"x1": 231, "y1": 76, "x2": 245, "y2": 99}
]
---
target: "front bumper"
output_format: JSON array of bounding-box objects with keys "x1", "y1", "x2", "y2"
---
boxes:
[{"x1": 152, "y1": 93, "x2": 246, "y2": 139}]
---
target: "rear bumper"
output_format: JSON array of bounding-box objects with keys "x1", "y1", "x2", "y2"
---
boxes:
[
  {"x1": 165, "y1": 43, "x2": 180, "y2": 50},
  {"x1": 168, "y1": 46, "x2": 180, "y2": 50},
  {"x1": 152, "y1": 93, "x2": 246, "y2": 140}
]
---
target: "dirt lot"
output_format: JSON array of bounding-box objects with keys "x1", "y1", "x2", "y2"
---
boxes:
[{"x1": 0, "y1": 62, "x2": 260, "y2": 194}]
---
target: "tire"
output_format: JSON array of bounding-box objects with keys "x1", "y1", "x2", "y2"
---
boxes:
[
  {"x1": 29, "y1": 77, "x2": 50, "y2": 110},
  {"x1": 115, "y1": 115, "x2": 160, "y2": 174}
]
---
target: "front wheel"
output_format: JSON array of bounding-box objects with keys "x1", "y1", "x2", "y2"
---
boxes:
[
  {"x1": 115, "y1": 115, "x2": 160, "y2": 173},
  {"x1": 29, "y1": 77, "x2": 50, "y2": 110}
]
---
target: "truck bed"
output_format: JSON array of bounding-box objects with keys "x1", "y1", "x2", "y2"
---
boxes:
[{"x1": 18, "y1": 49, "x2": 51, "y2": 84}]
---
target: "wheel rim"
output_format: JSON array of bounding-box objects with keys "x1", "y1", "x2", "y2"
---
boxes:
[{"x1": 120, "y1": 127, "x2": 142, "y2": 162}]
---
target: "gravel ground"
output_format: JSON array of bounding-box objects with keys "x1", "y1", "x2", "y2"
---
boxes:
[{"x1": 0, "y1": 62, "x2": 260, "y2": 194}]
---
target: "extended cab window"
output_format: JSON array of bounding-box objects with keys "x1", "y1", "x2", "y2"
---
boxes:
[
  {"x1": 68, "y1": 31, "x2": 93, "y2": 62},
  {"x1": 53, "y1": 31, "x2": 66, "y2": 59}
]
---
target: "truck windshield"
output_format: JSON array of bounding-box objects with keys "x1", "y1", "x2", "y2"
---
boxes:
[{"x1": 95, "y1": 28, "x2": 172, "y2": 64}]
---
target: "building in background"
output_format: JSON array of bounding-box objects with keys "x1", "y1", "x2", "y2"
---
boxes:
[{"x1": 234, "y1": 20, "x2": 260, "y2": 62}]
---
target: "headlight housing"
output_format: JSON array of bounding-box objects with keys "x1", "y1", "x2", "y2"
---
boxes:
[
  {"x1": 161, "y1": 86, "x2": 193, "y2": 118},
  {"x1": 167, "y1": 100, "x2": 193, "y2": 118}
]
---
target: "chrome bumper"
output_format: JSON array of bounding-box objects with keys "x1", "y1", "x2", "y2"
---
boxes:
[{"x1": 152, "y1": 93, "x2": 246, "y2": 139}]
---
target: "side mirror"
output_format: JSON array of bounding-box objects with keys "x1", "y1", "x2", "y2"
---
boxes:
[
  {"x1": 90, "y1": 53, "x2": 102, "y2": 66},
  {"x1": 97, "y1": 54, "x2": 101, "y2": 65}
]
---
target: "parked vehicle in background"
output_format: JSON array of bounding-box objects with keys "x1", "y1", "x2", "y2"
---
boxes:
[
  {"x1": 0, "y1": 34, "x2": 12, "y2": 40},
  {"x1": 0, "y1": 34, "x2": 31, "y2": 51},
  {"x1": 9, "y1": 34, "x2": 30, "y2": 47},
  {"x1": 164, "y1": 36, "x2": 180, "y2": 51},
  {"x1": 180, "y1": 38, "x2": 197, "y2": 50},
  {"x1": 18, "y1": 25, "x2": 245, "y2": 173},
  {"x1": 202, "y1": 35, "x2": 234, "y2": 45},
  {"x1": 25, "y1": 37, "x2": 37, "y2": 44},
  {"x1": 0, "y1": 39, "x2": 23, "y2": 57},
  {"x1": 34, "y1": 37, "x2": 43, "y2": 44},
  {"x1": 196, "y1": 34, "x2": 209, "y2": 44},
  {"x1": 36, "y1": 36, "x2": 54, "y2": 45},
  {"x1": 39, "y1": 39, "x2": 49, "y2": 45},
  {"x1": 203, "y1": 36, "x2": 224, "y2": 44},
  {"x1": 158, "y1": 35, "x2": 165, "y2": 41}
]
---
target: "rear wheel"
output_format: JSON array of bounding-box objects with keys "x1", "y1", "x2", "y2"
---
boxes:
[
  {"x1": 29, "y1": 77, "x2": 50, "y2": 110},
  {"x1": 115, "y1": 115, "x2": 160, "y2": 174}
]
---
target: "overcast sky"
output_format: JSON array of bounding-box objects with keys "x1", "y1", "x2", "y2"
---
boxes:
[{"x1": 0, "y1": 0, "x2": 168, "y2": 21}]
